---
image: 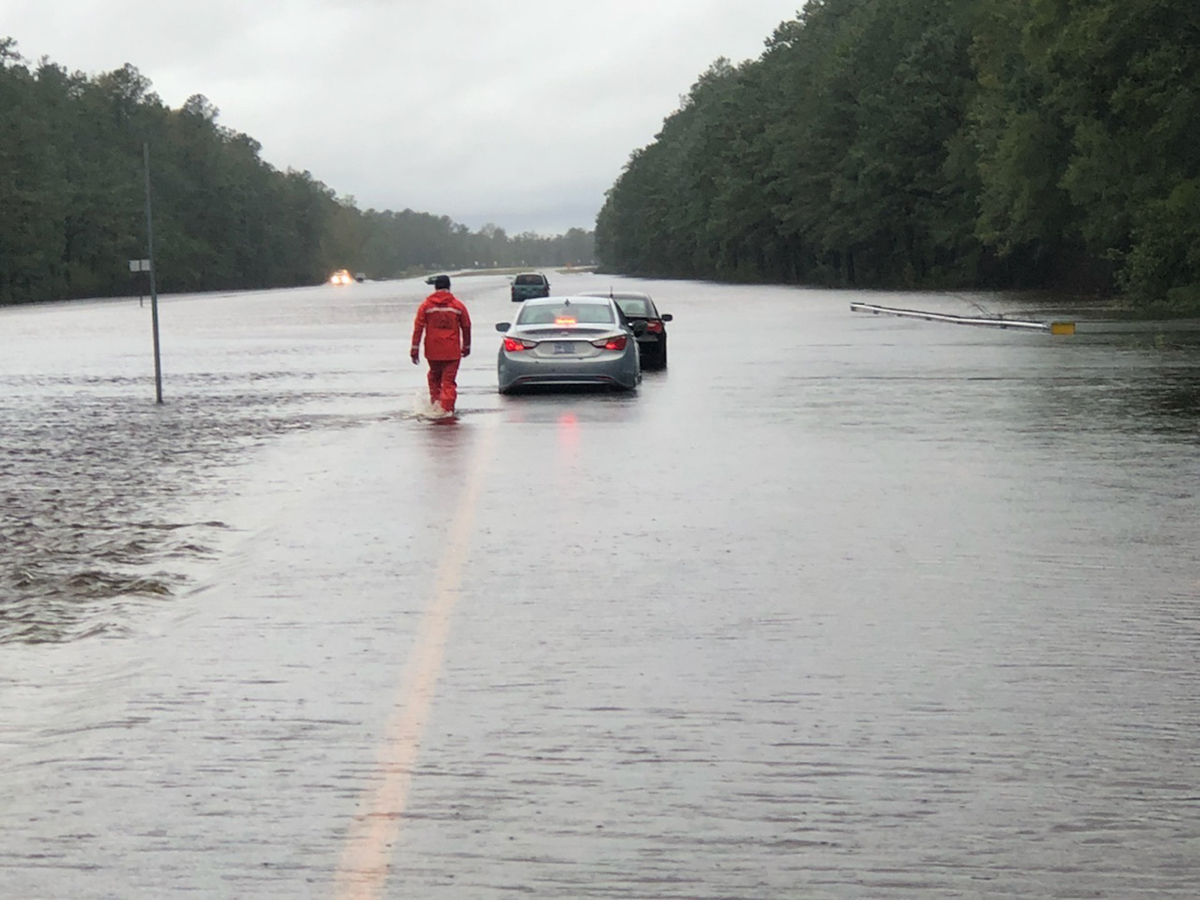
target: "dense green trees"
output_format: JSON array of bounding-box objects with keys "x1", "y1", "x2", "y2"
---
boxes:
[
  {"x1": 0, "y1": 42, "x2": 593, "y2": 305},
  {"x1": 596, "y1": 0, "x2": 1200, "y2": 309}
]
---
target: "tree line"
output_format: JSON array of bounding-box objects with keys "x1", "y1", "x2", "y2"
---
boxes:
[
  {"x1": 594, "y1": 0, "x2": 1200, "y2": 312},
  {"x1": 0, "y1": 39, "x2": 594, "y2": 306}
]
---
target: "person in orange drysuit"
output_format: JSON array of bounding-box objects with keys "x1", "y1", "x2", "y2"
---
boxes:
[{"x1": 411, "y1": 274, "x2": 471, "y2": 415}]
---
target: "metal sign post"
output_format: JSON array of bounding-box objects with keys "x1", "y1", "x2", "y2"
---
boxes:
[{"x1": 143, "y1": 142, "x2": 163, "y2": 404}]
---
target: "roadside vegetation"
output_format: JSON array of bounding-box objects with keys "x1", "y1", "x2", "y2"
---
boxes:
[
  {"x1": 595, "y1": 0, "x2": 1200, "y2": 313},
  {"x1": 0, "y1": 39, "x2": 594, "y2": 305}
]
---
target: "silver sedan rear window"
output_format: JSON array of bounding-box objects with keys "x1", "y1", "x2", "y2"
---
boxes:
[{"x1": 517, "y1": 303, "x2": 614, "y2": 325}]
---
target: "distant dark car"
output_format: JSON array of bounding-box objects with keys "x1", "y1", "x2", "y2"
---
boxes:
[
  {"x1": 581, "y1": 290, "x2": 672, "y2": 368},
  {"x1": 424, "y1": 274, "x2": 445, "y2": 286},
  {"x1": 511, "y1": 272, "x2": 551, "y2": 302}
]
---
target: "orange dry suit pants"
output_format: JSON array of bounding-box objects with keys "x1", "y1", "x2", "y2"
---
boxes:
[{"x1": 427, "y1": 359, "x2": 460, "y2": 412}]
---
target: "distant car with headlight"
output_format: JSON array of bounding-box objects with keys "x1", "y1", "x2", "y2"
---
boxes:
[
  {"x1": 329, "y1": 269, "x2": 353, "y2": 285},
  {"x1": 495, "y1": 296, "x2": 644, "y2": 394}
]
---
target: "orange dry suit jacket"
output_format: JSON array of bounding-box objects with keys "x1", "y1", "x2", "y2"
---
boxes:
[{"x1": 411, "y1": 290, "x2": 472, "y2": 361}]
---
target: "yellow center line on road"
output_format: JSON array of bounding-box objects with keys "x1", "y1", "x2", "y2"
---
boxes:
[{"x1": 334, "y1": 417, "x2": 497, "y2": 900}]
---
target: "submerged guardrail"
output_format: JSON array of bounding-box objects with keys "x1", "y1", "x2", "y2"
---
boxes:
[{"x1": 850, "y1": 302, "x2": 1075, "y2": 335}]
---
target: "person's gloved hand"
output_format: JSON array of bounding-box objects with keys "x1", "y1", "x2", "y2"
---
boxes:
[
  {"x1": 410, "y1": 350, "x2": 419, "y2": 364},
  {"x1": 462, "y1": 347, "x2": 471, "y2": 358}
]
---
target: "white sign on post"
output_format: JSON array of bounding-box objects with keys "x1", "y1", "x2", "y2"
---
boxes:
[{"x1": 128, "y1": 259, "x2": 151, "y2": 272}]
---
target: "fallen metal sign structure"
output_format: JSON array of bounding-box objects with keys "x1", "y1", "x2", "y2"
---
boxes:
[{"x1": 850, "y1": 302, "x2": 1076, "y2": 335}]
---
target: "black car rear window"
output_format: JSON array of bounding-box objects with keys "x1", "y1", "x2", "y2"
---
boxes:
[
  {"x1": 517, "y1": 303, "x2": 614, "y2": 325},
  {"x1": 515, "y1": 274, "x2": 545, "y2": 285},
  {"x1": 617, "y1": 298, "x2": 649, "y2": 316}
]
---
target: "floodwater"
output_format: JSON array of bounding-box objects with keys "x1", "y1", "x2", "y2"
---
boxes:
[{"x1": 1, "y1": 275, "x2": 1198, "y2": 898}]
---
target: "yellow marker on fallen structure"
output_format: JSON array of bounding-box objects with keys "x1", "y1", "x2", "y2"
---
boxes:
[{"x1": 1050, "y1": 321, "x2": 1076, "y2": 335}]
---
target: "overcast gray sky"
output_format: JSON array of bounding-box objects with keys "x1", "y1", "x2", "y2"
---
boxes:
[{"x1": 6, "y1": 1, "x2": 801, "y2": 235}]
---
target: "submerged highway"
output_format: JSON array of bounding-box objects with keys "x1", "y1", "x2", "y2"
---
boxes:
[{"x1": 2, "y1": 273, "x2": 1198, "y2": 897}]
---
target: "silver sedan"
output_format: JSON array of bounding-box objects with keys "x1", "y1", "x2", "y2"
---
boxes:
[{"x1": 495, "y1": 296, "x2": 644, "y2": 394}]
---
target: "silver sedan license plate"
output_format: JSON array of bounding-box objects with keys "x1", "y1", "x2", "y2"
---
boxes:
[{"x1": 554, "y1": 342, "x2": 575, "y2": 355}]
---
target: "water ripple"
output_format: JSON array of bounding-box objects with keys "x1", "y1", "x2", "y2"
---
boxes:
[{"x1": 0, "y1": 377, "x2": 373, "y2": 645}]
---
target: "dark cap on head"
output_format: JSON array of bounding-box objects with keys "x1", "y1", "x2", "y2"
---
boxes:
[{"x1": 434, "y1": 274, "x2": 451, "y2": 290}]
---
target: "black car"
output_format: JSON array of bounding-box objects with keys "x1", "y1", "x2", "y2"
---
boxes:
[{"x1": 580, "y1": 291, "x2": 672, "y2": 369}]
